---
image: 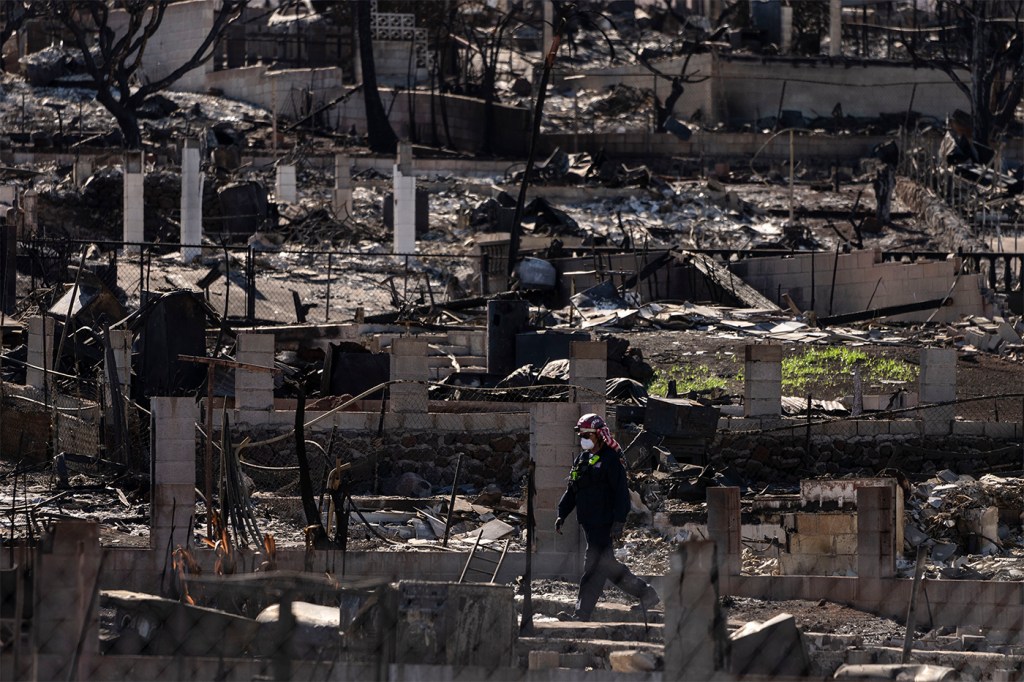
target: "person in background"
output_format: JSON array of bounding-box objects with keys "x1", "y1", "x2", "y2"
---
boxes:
[{"x1": 554, "y1": 413, "x2": 660, "y2": 621}]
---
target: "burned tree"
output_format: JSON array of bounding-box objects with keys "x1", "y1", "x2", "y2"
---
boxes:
[
  {"x1": 352, "y1": 0, "x2": 399, "y2": 154},
  {"x1": 451, "y1": 1, "x2": 520, "y2": 154},
  {"x1": 0, "y1": 1, "x2": 37, "y2": 73},
  {"x1": 42, "y1": 0, "x2": 248, "y2": 149},
  {"x1": 904, "y1": 0, "x2": 1024, "y2": 147}
]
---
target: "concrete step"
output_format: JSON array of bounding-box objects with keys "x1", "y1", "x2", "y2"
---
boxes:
[
  {"x1": 529, "y1": 619, "x2": 663, "y2": 643},
  {"x1": 518, "y1": 595, "x2": 664, "y2": 624},
  {"x1": 516, "y1": 637, "x2": 664, "y2": 670},
  {"x1": 423, "y1": 354, "x2": 486, "y2": 369}
]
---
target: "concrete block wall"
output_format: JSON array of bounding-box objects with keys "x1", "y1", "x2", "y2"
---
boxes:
[
  {"x1": 150, "y1": 397, "x2": 198, "y2": 557},
  {"x1": 389, "y1": 337, "x2": 428, "y2": 414},
  {"x1": 32, "y1": 521, "x2": 100, "y2": 682},
  {"x1": 715, "y1": 55, "x2": 968, "y2": 125},
  {"x1": 554, "y1": 53, "x2": 714, "y2": 124},
  {"x1": 204, "y1": 67, "x2": 530, "y2": 155},
  {"x1": 744, "y1": 343, "x2": 782, "y2": 417},
  {"x1": 235, "y1": 333, "x2": 275, "y2": 412},
  {"x1": 730, "y1": 251, "x2": 984, "y2": 321},
  {"x1": 779, "y1": 512, "x2": 857, "y2": 576},
  {"x1": 205, "y1": 66, "x2": 345, "y2": 121},
  {"x1": 109, "y1": 0, "x2": 213, "y2": 92},
  {"x1": 26, "y1": 315, "x2": 55, "y2": 390},
  {"x1": 919, "y1": 347, "x2": 956, "y2": 404},
  {"x1": 568, "y1": 340, "x2": 606, "y2": 399}
]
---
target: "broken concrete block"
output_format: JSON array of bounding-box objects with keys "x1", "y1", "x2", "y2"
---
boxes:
[
  {"x1": 728, "y1": 613, "x2": 811, "y2": 677},
  {"x1": 962, "y1": 506, "x2": 999, "y2": 555},
  {"x1": 609, "y1": 650, "x2": 659, "y2": 672},
  {"x1": 392, "y1": 471, "x2": 432, "y2": 497},
  {"x1": 834, "y1": 663, "x2": 957, "y2": 680},
  {"x1": 256, "y1": 601, "x2": 340, "y2": 658},
  {"x1": 997, "y1": 322, "x2": 1022, "y2": 346},
  {"x1": 528, "y1": 650, "x2": 561, "y2": 670}
]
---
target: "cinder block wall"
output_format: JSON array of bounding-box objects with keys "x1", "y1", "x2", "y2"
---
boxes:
[
  {"x1": 714, "y1": 54, "x2": 968, "y2": 125},
  {"x1": 109, "y1": 0, "x2": 213, "y2": 92},
  {"x1": 204, "y1": 67, "x2": 531, "y2": 155},
  {"x1": 730, "y1": 250, "x2": 985, "y2": 321}
]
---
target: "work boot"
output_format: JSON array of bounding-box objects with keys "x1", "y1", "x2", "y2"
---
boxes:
[
  {"x1": 556, "y1": 610, "x2": 589, "y2": 622},
  {"x1": 632, "y1": 586, "x2": 661, "y2": 611}
]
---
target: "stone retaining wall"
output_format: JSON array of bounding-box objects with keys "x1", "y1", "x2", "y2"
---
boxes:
[
  {"x1": 711, "y1": 432, "x2": 1023, "y2": 484},
  {"x1": 228, "y1": 426, "x2": 532, "y2": 496}
]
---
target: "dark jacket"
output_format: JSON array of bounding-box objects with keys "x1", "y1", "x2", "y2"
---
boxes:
[{"x1": 557, "y1": 443, "x2": 630, "y2": 528}]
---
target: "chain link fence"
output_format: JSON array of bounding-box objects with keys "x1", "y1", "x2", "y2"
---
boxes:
[
  {"x1": 13, "y1": 239, "x2": 485, "y2": 324},
  {"x1": 189, "y1": 382, "x2": 601, "y2": 548},
  {"x1": 712, "y1": 393, "x2": 1024, "y2": 484}
]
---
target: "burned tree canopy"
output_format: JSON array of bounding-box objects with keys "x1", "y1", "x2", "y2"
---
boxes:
[
  {"x1": 41, "y1": 0, "x2": 248, "y2": 149},
  {"x1": 904, "y1": 0, "x2": 1024, "y2": 147}
]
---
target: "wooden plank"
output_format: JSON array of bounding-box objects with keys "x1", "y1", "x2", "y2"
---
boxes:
[
  {"x1": 450, "y1": 518, "x2": 515, "y2": 544},
  {"x1": 683, "y1": 252, "x2": 781, "y2": 312}
]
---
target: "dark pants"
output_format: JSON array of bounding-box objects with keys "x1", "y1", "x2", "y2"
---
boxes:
[{"x1": 575, "y1": 523, "x2": 651, "y2": 618}]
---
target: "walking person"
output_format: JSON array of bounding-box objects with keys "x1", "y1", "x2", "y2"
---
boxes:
[{"x1": 554, "y1": 413, "x2": 660, "y2": 621}]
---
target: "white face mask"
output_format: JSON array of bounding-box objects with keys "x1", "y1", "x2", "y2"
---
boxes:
[{"x1": 580, "y1": 437, "x2": 595, "y2": 451}]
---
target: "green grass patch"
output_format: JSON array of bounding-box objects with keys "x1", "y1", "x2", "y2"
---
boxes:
[
  {"x1": 647, "y1": 347, "x2": 917, "y2": 399},
  {"x1": 781, "y1": 346, "x2": 917, "y2": 394},
  {"x1": 648, "y1": 357, "x2": 742, "y2": 396}
]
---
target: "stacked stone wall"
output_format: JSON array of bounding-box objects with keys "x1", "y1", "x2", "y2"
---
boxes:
[
  {"x1": 224, "y1": 426, "x2": 532, "y2": 496},
  {"x1": 711, "y1": 433, "x2": 1022, "y2": 484}
]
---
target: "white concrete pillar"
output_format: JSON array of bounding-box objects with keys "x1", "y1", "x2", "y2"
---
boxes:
[
  {"x1": 180, "y1": 138, "x2": 203, "y2": 263},
  {"x1": 393, "y1": 141, "x2": 416, "y2": 254},
  {"x1": 663, "y1": 542, "x2": 728, "y2": 680},
  {"x1": 73, "y1": 156, "x2": 93, "y2": 187},
  {"x1": 150, "y1": 397, "x2": 198, "y2": 555},
  {"x1": 235, "y1": 332, "x2": 276, "y2": 412},
  {"x1": 20, "y1": 188, "x2": 37, "y2": 236},
  {"x1": 103, "y1": 330, "x2": 133, "y2": 410},
  {"x1": 780, "y1": 6, "x2": 793, "y2": 54},
  {"x1": 829, "y1": 0, "x2": 842, "y2": 56},
  {"x1": 333, "y1": 154, "x2": 353, "y2": 219},
  {"x1": 569, "y1": 340, "x2": 606, "y2": 401},
  {"x1": 276, "y1": 163, "x2": 297, "y2": 204},
  {"x1": 122, "y1": 152, "x2": 145, "y2": 251},
  {"x1": 0, "y1": 185, "x2": 15, "y2": 206},
  {"x1": 744, "y1": 344, "x2": 782, "y2": 417},
  {"x1": 542, "y1": 0, "x2": 553, "y2": 58},
  {"x1": 530, "y1": 402, "x2": 587, "y2": 578},
  {"x1": 26, "y1": 315, "x2": 55, "y2": 390},
  {"x1": 919, "y1": 347, "x2": 956, "y2": 403},
  {"x1": 388, "y1": 337, "x2": 428, "y2": 413}
]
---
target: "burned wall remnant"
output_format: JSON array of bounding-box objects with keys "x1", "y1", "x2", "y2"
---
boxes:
[{"x1": 729, "y1": 250, "x2": 986, "y2": 322}]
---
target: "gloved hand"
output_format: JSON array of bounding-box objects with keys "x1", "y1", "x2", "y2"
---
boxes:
[
  {"x1": 555, "y1": 517, "x2": 564, "y2": 534},
  {"x1": 610, "y1": 521, "x2": 625, "y2": 539}
]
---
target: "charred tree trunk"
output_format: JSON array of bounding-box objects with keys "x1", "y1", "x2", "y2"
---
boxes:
[
  {"x1": 294, "y1": 387, "x2": 332, "y2": 549},
  {"x1": 354, "y1": 0, "x2": 399, "y2": 154},
  {"x1": 96, "y1": 89, "x2": 143, "y2": 149}
]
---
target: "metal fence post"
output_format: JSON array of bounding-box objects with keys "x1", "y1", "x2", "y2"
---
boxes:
[
  {"x1": 325, "y1": 253, "x2": 332, "y2": 322},
  {"x1": 246, "y1": 245, "x2": 256, "y2": 323}
]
